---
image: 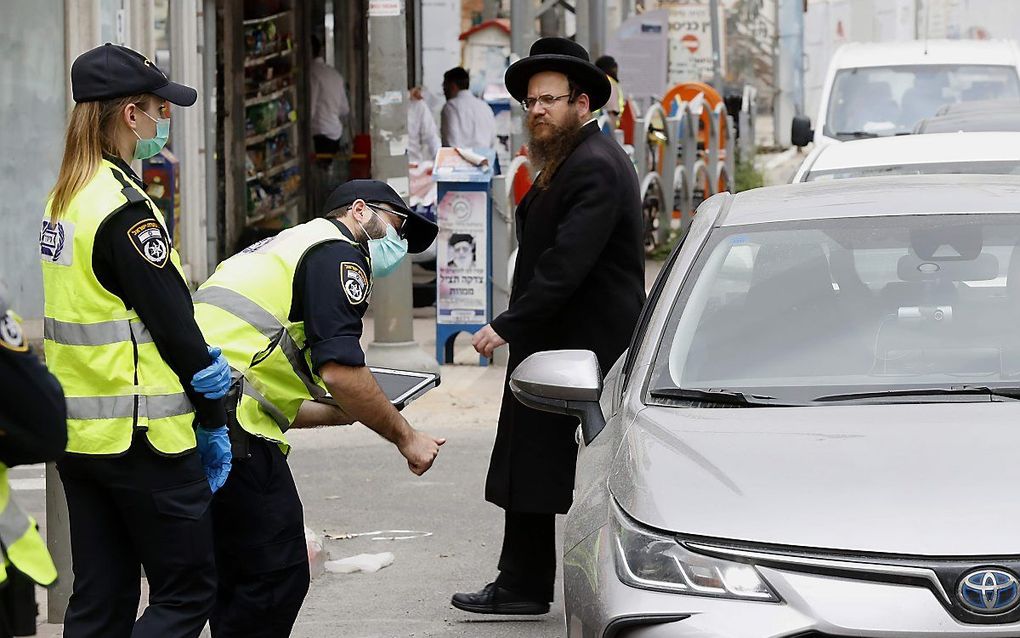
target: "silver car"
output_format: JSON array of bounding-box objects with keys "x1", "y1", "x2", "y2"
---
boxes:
[{"x1": 511, "y1": 174, "x2": 1020, "y2": 637}]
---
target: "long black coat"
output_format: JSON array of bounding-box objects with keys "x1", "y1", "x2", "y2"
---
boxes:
[{"x1": 486, "y1": 121, "x2": 646, "y2": 514}]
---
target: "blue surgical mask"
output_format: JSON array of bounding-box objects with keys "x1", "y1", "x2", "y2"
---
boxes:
[
  {"x1": 133, "y1": 109, "x2": 170, "y2": 160},
  {"x1": 359, "y1": 211, "x2": 408, "y2": 278}
]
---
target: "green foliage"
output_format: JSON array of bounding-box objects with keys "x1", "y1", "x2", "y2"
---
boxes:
[
  {"x1": 735, "y1": 159, "x2": 765, "y2": 192},
  {"x1": 649, "y1": 229, "x2": 684, "y2": 261}
]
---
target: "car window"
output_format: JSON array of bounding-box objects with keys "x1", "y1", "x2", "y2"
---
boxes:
[
  {"x1": 648, "y1": 214, "x2": 1020, "y2": 404},
  {"x1": 806, "y1": 160, "x2": 1020, "y2": 181},
  {"x1": 824, "y1": 65, "x2": 1020, "y2": 139}
]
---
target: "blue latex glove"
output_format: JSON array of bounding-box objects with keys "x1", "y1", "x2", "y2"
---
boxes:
[
  {"x1": 191, "y1": 346, "x2": 231, "y2": 399},
  {"x1": 196, "y1": 426, "x2": 232, "y2": 493}
]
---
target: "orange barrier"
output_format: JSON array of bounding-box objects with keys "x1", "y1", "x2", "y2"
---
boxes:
[
  {"x1": 661, "y1": 82, "x2": 727, "y2": 155},
  {"x1": 619, "y1": 99, "x2": 638, "y2": 147},
  {"x1": 510, "y1": 147, "x2": 533, "y2": 205}
]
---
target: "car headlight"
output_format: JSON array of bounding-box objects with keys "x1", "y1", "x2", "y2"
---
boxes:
[{"x1": 612, "y1": 499, "x2": 779, "y2": 602}]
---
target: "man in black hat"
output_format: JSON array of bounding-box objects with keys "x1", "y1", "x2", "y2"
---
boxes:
[
  {"x1": 192, "y1": 180, "x2": 445, "y2": 636},
  {"x1": 452, "y1": 38, "x2": 646, "y2": 614}
]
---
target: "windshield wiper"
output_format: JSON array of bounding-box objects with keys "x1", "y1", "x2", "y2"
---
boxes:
[
  {"x1": 649, "y1": 387, "x2": 796, "y2": 407},
  {"x1": 834, "y1": 130, "x2": 879, "y2": 139},
  {"x1": 813, "y1": 385, "x2": 1020, "y2": 403}
]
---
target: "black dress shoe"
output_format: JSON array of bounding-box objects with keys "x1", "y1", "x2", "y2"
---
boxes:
[{"x1": 451, "y1": 582, "x2": 550, "y2": 615}]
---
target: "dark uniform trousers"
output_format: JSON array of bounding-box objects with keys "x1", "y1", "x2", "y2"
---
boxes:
[
  {"x1": 494, "y1": 511, "x2": 557, "y2": 602},
  {"x1": 210, "y1": 436, "x2": 309, "y2": 638},
  {"x1": 57, "y1": 433, "x2": 216, "y2": 638}
]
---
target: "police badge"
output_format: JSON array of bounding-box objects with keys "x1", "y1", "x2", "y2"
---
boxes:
[
  {"x1": 340, "y1": 262, "x2": 369, "y2": 305},
  {"x1": 0, "y1": 311, "x2": 28, "y2": 352},
  {"x1": 127, "y1": 219, "x2": 170, "y2": 268}
]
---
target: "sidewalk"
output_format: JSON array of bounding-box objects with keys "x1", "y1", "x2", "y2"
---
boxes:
[{"x1": 30, "y1": 261, "x2": 664, "y2": 637}]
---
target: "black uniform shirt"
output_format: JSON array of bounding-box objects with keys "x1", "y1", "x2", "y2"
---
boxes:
[
  {"x1": 92, "y1": 156, "x2": 227, "y2": 430},
  {"x1": 290, "y1": 221, "x2": 372, "y2": 372},
  {"x1": 0, "y1": 305, "x2": 67, "y2": 467}
]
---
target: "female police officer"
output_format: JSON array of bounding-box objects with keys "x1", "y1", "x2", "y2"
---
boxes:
[{"x1": 40, "y1": 43, "x2": 232, "y2": 638}]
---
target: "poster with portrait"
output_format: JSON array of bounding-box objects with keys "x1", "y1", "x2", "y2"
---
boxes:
[{"x1": 437, "y1": 189, "x2": 488, "y2": 325}]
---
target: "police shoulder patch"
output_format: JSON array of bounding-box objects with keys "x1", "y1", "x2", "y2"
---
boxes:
[
  {"x1": 39, "y1": 219, "x2": 75, "y2": 267},
  {"x1": 340, "y1": 262, "x2": 370, "y2": 305},
  {"x1": 127, "y1": 219, "x2": 170, "y2": 268},
  {"x1": 0, "y1": 311, "x2": 28, "y2": 352}
]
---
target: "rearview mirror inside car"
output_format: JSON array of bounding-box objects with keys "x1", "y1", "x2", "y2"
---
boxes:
[{"x1": 509, "y1": 350, "x2": 607, "y2": 445}]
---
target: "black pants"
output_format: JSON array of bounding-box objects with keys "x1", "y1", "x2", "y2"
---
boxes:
[
  {"x1": 57, "y1": 434, "x2": 216, "y2": 638},
  {"x1": 209, "y1": 437, "x2": 309, "y2": 638},
  {"x1": 312, "y1": 135, "x2": 340, "y2": 157},
  {"x1": 494, "y1": 510, "x2": 557, "y2": 602}
]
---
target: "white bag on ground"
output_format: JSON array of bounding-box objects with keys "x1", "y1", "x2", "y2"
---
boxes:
[{"x1": 324, "y1": 552, "x2": 395, "y2": 574}]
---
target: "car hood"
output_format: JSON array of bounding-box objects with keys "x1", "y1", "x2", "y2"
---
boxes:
[{"x1": 609, "y1": 403, "x2": 1020, "y2": 556}]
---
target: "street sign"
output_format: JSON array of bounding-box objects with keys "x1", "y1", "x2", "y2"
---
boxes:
[{"x1": 661, "y1": 1, "x2": 726, "y2": 85}]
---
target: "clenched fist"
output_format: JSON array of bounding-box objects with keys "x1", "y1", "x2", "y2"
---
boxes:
[{"x1": 397, "y1": 428, "x2": 446, "y2": 476}]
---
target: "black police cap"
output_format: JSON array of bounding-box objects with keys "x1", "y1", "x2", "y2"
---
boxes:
[
  {"x1": 72, "y1": 43, "x2": 197, "y2": 106},
  {"x1": 323, "y1": 180, "x2": 439, "y2": 254}
]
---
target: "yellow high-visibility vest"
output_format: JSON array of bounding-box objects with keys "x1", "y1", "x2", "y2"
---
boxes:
[
  {"x1": 0, "y1": 464, "x2": 56, "y2": 586},
  {"x1": 41, "y1": 159, "x2": 196, "y2": 456},
  {"x1": 194, "y1": 218, "x2": 367, "y2": 451}
]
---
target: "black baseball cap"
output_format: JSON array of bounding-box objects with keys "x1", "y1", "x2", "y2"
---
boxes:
[
  {"x1": 323, "y1": 179, "x2": 439, "y2": 254},
  {"x1": 71, "y1": 43, "x2": 198, "y2": 106}
]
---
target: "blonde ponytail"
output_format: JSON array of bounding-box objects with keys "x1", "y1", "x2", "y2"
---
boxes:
[{"x1": 48, "y1": 94, "x2": 150, "y2": 221}]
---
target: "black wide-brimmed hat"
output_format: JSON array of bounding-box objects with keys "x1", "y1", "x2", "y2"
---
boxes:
[
  {"x1": 504, "y1": 37, "x2": 611, "y2": 111},
  {"x1": 323, "y1": 179, "x2": 438, "y2": 254}
]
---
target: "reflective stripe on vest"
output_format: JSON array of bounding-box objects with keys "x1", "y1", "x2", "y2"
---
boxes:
[
  {"x1": 192, "y1": 286, "x2": 325, "y2": 402},
  {"x1": 65, "y1": 393, "x2": 192, "y2": 421},
  {"x1": 238, "y1": 372, "x2": 291, "y2": 432},
  {"x1": 0, "y1": 467, "x2": 56, "y2": 586},
  {"x1": 194, "y1": 218, "x2": 361, "y2": 447},
  {"x1": 44, "y1": 317, "x2": 154, "y2": 346},
  {"x1": 41, "y1": 160, "x2": 196, "y2": 456}
]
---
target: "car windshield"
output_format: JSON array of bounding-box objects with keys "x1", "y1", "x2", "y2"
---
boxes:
[
  {"x1": 806, "y1": 160, "x2": 1020, "y2": 181},
  {"x1": 649, "y1": 214, "x2": 1020, "y2": 404},
  {"x1": 824, "y1": 65, "x2": 1020, "y2": 139}
]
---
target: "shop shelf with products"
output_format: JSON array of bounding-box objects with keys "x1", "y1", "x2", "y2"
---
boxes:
[{"x1": 220, "y1": 0, "x2": 309, "y2": 256}]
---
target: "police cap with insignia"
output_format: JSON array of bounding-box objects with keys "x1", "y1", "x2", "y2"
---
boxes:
[
  {"x1": 72, "y1": 43, "x2": 198, "y2": 106},
  {"x1": 323, "y1": 180, "x2": 439, "y2": 255}
]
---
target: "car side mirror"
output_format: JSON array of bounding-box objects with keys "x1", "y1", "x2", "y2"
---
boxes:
[
  {"x1": 509, "y1": 350, "x2": 607, "y2": 445},
  {"x1": 791, "y1": 115, "x2": 813, "y2": 147}
]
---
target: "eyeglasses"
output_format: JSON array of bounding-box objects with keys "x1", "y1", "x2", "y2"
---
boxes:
[
  {"x1": 520, "y1": 93, "x2": 573, "y2": 112},
  {"x1": 367, "y1": 204, "x2": 408, "y2": 237}
]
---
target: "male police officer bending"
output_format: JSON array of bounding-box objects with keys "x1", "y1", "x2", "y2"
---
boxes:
[{"x1": 192, "y1": 180, "x2": 444, "y2": 638}]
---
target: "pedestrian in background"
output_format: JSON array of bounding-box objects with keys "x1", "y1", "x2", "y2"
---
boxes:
[
  {"x1": 441, "y1": 66, "x2": 497, "y2": 150},
  {"x1": 595, "y1": 55, "x2": 625, "y2": 125},
  {"x1": 453, "y1": 37, "x2": 646, "y2": 614},
  {"x1": 309, "y1": 34, "x2": 351, "y2": 157},
  {"x1": 0, "y1": 288, "x2": 66, "y2": 637},
  {"x1": 40, "y1": 43, "x2": 233, "y2": 638}
]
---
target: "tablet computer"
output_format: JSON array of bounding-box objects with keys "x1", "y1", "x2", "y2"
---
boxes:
[{"x1": 319, "y1": 367, "x2": 440, "y2": 411}]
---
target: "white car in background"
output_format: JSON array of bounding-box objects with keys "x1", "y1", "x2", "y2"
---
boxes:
[
  {"x1": 792, "y1": 39, "x2": 1020, "y2": 147},
  {"x1": 792, "y1": 131, "x2": 1020, "y2": 183}
]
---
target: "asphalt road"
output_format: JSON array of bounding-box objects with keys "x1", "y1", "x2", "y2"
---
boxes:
[{"x1": 290, "y1": 364, "x2": 566, "y2": 638}]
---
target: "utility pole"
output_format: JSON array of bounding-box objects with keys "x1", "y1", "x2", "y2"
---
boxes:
[
  {"x1": 510, "y1": 0, "x2": 538, "y2": 155},
  {"x1": 774, "y1": 0, "x2": 804, "y2": 146},
  {"x1": 708, "y1": 0, "x2": 724, "y2": 90},
  {"x1": 364, "y1": 0, "x2": 439, "y2": 374}
]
